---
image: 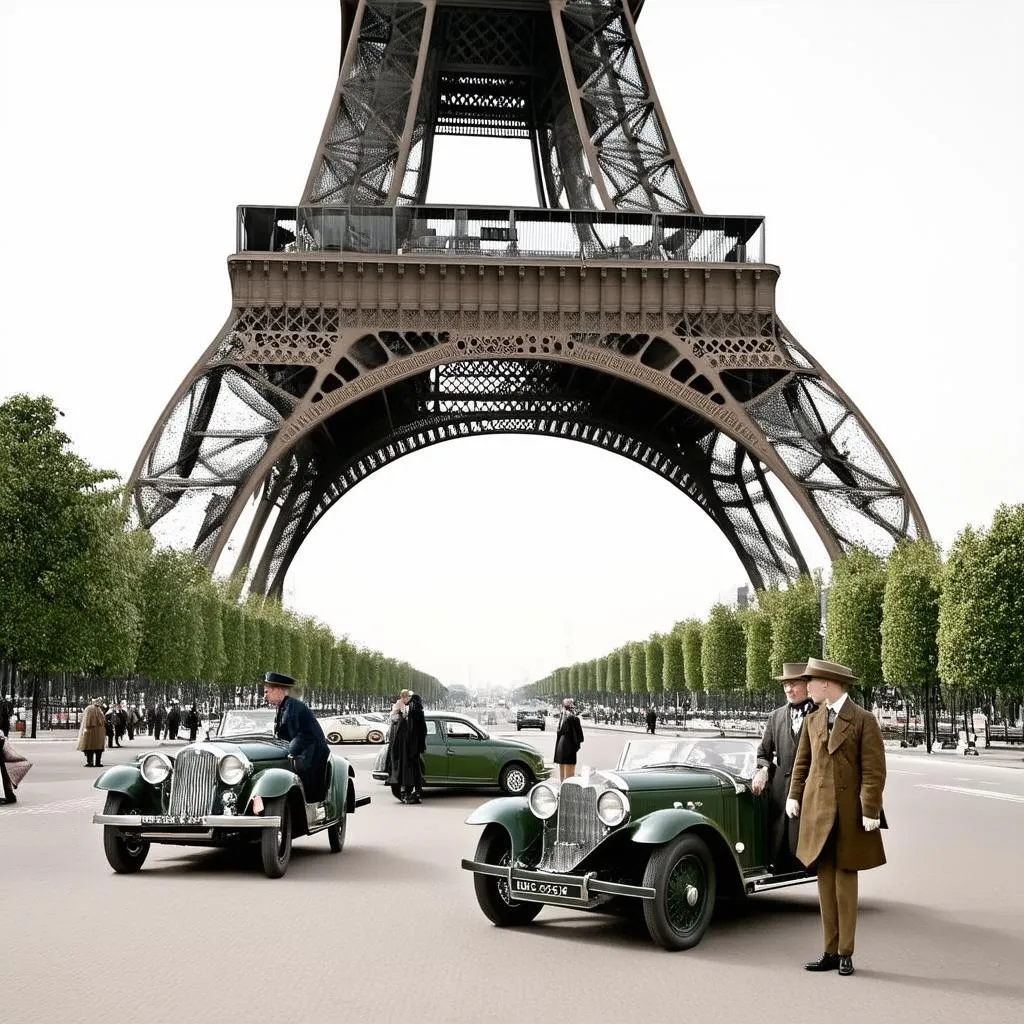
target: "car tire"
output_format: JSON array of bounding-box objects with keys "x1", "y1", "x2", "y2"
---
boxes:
[
  {"x1": 499, "y1": 762, "x2": 531, "y2": 796},
  {"x1": 101, "y1": 793, "x2": 150, "y2": 874},
  {"x1": 367, "y1": 730, "x2": 384, "y2": 744},
  {"x1": 326, "y1": 732, "x2": 342, "y2": 745},
  {"x1": 327, "y1": 812, "x2": 346, "y2": 853},
  {"x1": 472, "y1": 827, "x2": 543, "y2": 927},
  {"x1": 260, "y1": 797, "x2": 292, "y2": 879},
  {"x1": 642, "y1": 833, "x2": 716, "y2": 950}
]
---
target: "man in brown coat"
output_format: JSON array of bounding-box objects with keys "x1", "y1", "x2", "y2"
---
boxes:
[
  {"x1": 787, "y1": 658, "x2": 886, "y2": 977},
  {"x1": 77, "y1": 698, "x2": 107, "y2": 767}
]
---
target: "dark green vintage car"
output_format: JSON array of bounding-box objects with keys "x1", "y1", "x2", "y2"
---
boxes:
[
  {"x1": 461, "y1": 737, "x2": 813, "y2": 950},
  {"x1": 372, "y1": 712, "x2": 549, "y2": 797},
  {"x1": 92, "y1": 709, "x2": 369, "y2": 878}
]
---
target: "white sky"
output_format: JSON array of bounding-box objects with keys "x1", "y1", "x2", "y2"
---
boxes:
[{"x1": 2, "y1": 0, "x2": 1022, "y2": 692}]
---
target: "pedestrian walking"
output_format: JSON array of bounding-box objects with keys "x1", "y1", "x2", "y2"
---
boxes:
[
  {"x1": 154, "y1": 702, "x2": 166, "y2": 741},
  {"x1": 77, "y1": 698, "x2": 107, "y2": 767},
  {"x1": 402, "y1": 693, "x2": 427, "y2": 803},
  {"x1": 645, "y1": 707, "x2": 657, "y2": 734},
  {"x1": 185, "y1": 704, "x2": 201, "y2": 743},
  {"x1": 554, "y1": 698, "x2": 584, "y2": 781},
  {"x1": 751, "y1": 662, "x2": 815, "y2": 874},
  {"x1": 146, "y1": 706, "x2": 156, "y2": 736},
  {"x1": 166, "y1": 701, "x2": 181, "y2": 741},
  {"x1": 386, "y1": 689, "x2": 417, "y2": 802},
  {"x1": 104, "y1": 704, "x2": 119, "y2": 748},
  {"x1": 787, "y1": 658, "x2": 888, "y2": 977}
]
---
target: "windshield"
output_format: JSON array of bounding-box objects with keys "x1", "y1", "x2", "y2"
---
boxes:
[
  {"x1": 217, "y1": 709, "x2": 276, "y2": 738},
  {"x1": 617, "y1": 738, "x2": 758, "y2": 780}
]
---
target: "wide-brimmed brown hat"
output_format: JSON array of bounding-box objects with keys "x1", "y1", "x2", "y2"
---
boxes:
[
  {"x1": 774, "y1": 662, "x2": 808, "y2": 682},
  {"x1": 803, "y1": 657, "x2": 858, "y2": 685}
]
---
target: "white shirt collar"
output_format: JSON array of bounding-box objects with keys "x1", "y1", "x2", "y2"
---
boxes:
[{"x1": 827, "y1": 691, "x2": 849, "y2": 715}]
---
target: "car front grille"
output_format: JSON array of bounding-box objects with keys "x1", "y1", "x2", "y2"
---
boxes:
[
  {"x1": 537, "y1": 782, "x2": 605, "y2": 873},
  {"x1": 168, "y1": 748, "x2": 218, "y2": 817}
]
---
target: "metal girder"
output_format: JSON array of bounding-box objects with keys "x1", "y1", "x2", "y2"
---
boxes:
[{"x1": 131, "y1": 2, "x2": 929, "y2": 602}]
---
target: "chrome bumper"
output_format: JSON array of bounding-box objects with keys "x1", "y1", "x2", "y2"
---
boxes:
[
  {"x1": 93, "y1": 814, "x2": 281, "y2": 829},
  {"x1": 461, "y1": 859, "x2": 655, "y2": 906}
]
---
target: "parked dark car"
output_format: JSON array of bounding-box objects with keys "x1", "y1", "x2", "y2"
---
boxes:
[
  {"x1": 461, "y1": 737, "x2": 813, "y2": 950},
  {"x1": 92, "y1": 709, "x2": 369, "y2": 878},
  {"x1": 372, "y1": 712, "x2": 549, "y2": 797},
  {"x1": 516, "y1": 709, "x2": 546, "y2": 731}
]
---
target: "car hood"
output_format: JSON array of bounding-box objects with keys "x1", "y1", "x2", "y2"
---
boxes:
[
  {"x1": 484, "y1": 737, "x2": 544, "y2": 758},
  {"x1": 603, "y1": 767, "x2": 735, "y2": 793}
]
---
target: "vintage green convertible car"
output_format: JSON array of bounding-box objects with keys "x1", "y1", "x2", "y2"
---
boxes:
[
  {"x1": 372, "y1": 712, "x2": 549, "y2": 797},
  {"x1": 461, "y1": 737, "x2": 813, "y2": 950},
  {"x1": 92, "y1": 709, "x2": 369, "y2": 878}
]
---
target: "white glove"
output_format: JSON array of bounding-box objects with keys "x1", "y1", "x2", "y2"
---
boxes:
[
  {"x1": 862, "y1": 816, "x2": 881, "y2": 832},
  {"x1": 751, "y1": 767, "x2": 769, "y2": 795},
  {"x1": 785, "y1": 799, "x2": 800, "y2": 818}
]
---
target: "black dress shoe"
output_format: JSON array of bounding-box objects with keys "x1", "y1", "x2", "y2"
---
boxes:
[
  {"x1": 838, "y1": 956, "x2": 855, "y2": 976},
  {"x1": 804, "y1": 953, "x2": 840, "y2": 972}
]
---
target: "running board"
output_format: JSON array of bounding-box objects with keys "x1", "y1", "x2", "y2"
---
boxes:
[{"x1": 745, "y1": 872, "x2": 814, "y2": 895}]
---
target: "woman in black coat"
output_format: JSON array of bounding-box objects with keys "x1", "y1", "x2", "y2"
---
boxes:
[{"x1": 554, "y1": 698, "x2": 584, "y2": 781}]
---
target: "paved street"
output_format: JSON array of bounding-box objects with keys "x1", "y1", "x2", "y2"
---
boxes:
[{"x1": 3, "y1": 727, "x2": 1023, "y2": 1024}]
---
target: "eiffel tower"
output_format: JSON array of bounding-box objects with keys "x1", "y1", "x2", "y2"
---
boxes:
[{"x1": 131, "y1": 0, "x2": 927, "y2": 598}]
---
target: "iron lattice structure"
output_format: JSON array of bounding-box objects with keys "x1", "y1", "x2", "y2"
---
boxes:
[{"x1": 131, "y1": 0, "x2": 927, "y2": 598}]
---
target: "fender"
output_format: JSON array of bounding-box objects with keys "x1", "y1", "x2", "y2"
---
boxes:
[
  {"x1": 249, "y1": 767, "x2": 302, "y2": 801},
  {"x1": 627, "y1": 807, "x2": 725, "y2": 845},
  {"x1": 465, "y1": 797, "x2": 541, "y2": 858},
  {"x1": 93, "y1": 765, "x2": 157, "y2": 809}
]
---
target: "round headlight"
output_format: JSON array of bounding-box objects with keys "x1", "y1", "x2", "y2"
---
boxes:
[
  {"x1": 528, "y1": 783, "x2": 558, "y2": 820},
  {"x1": 596, "y1": 789, "x2": 630, "y2": 827},
  {"x1": 218, "y1": 754, "x2": 247, "y2": 786},
  {"x1": 141, "y1": 752, "x2": 172, "y2": 785}
]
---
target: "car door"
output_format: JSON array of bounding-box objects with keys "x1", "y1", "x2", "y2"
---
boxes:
[
  {"x1": 420, "y1": 720, "x2": 446, "y2": 783},
  {"x1": 441, "y1": 718, "x2": 493, "y2": 784},
  {"x1": 338, "y1": 716, "x2": 363, "y2": 742}
]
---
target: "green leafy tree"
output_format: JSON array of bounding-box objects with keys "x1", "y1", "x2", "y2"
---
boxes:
[
  {"x1": 882, "y1": 539, "x2": 942, "y2": 747},
  {"x1": 136, "y1": 549, "x2": 205, "y2": 689},
  {"x1": 702, "y1": 603, "x2": 746, "y2": 692},
  {"x1": 200, "y1": 583, "x2": 227, "y2": 688},
  {"x1": 681, "y1": 619, "x2": 704, "y2": 693},
  {"x1": 645, "y1": 634, "x2": 665, "y2": 703},
  {"x1": 825, "y1": 548, "x2": 885, "y2": 706},
  {"x1": 220, "y1": 598, "x2": 246, "y2": 687},
  {"x1": 662, "y1": 626, "x2": 686, "y2": 696},
  {"x1": 619, "y1": 645, "x2": 632, "y2": 693},
  {"x1": 768, "y1": 573, "x2": 821, "y2": 677},
  {"x1": 629, "y1": 642, "x2": 647, "y2": 700},
  {"x1": 740, "y1": 605, "x2": 773, "y2": 693},
  {"x1": 0, "y1": 396, "x2": 130, "y2": 728},
  {"x1": 605, "y1": 651, "x2": 621, "y2": 697},
  {"x1": 940, "y1": 505, "x2": 1024, "y2": 698}
]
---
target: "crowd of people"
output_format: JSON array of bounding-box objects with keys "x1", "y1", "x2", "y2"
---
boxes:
[{"x1": 73, "y1": 697, "x2": 204, "y2": 766}]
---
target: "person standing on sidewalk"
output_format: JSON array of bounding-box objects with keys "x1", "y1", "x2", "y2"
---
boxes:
[
  {"x1": 645, "y1": 707, "x2": 657, "y2": 734},
  {"x1": 786, "y1": 657, "x2": 887, "y2": 978},
  {"x1": 554, "y1": 698, "x2": 584, "y2": 781},
  {"x1": 77, "y1": 698, "x2": 107, "y2": 767}
]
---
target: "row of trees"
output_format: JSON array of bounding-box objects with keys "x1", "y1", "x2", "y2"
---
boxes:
[
  {"x1": 523, "y1": 505, "x2": 1024, "y2": 745},
  {"x1": 0, "y1": 395, "x2": 446, "y2": 734}
]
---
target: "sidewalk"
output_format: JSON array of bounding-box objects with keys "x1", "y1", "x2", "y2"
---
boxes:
[{"x1": 4, "y1": 729, "x2": 189, "y2": 745}]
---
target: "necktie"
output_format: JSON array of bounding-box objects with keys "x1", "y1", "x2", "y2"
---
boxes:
[{"x1": 827, "y1": 707, "x2": 836, "y2": 733}]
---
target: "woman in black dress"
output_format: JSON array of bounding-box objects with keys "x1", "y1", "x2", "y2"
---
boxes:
[{"x1": 553, "y1": 698, "x2": 584, "y2": 781}]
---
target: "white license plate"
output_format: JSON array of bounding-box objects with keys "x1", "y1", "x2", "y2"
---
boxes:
[{"x1": 140, "y1": 814, "x2": 202, "y2": 825}]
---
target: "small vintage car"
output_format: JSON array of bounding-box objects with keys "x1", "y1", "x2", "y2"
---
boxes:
[
  {"x1": 372, "y1": 712, "x2": 549, "y2": 797},
  {"x1": 92, "y1": 709, "x2": 369, "y2": 878},
  {"x1": 318, "y1": 714, "x2": 388, "y2": 745},
  {"x1": 461, "y1": 737, "x2": 813, "y2": 950},
  {"x1": 516, "y1": 709, "x2": 546, "y2": 731}
]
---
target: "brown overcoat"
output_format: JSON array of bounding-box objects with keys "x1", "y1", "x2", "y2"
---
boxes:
[
  {"x1": 76, "y1": 703, "x2": 106, "y2": 752},
  {"x1": 788, "y1": 697, "x2": 887, "y2": 872}
]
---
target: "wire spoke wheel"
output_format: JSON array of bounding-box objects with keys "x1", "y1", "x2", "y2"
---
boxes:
[{"x1": 642, "y1": 833, "x2": 716, "y2": 950}]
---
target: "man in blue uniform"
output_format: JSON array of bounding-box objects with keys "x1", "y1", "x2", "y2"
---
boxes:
[{"x1": 264, "y1": 671, "x2": 331, "y2": 801}]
